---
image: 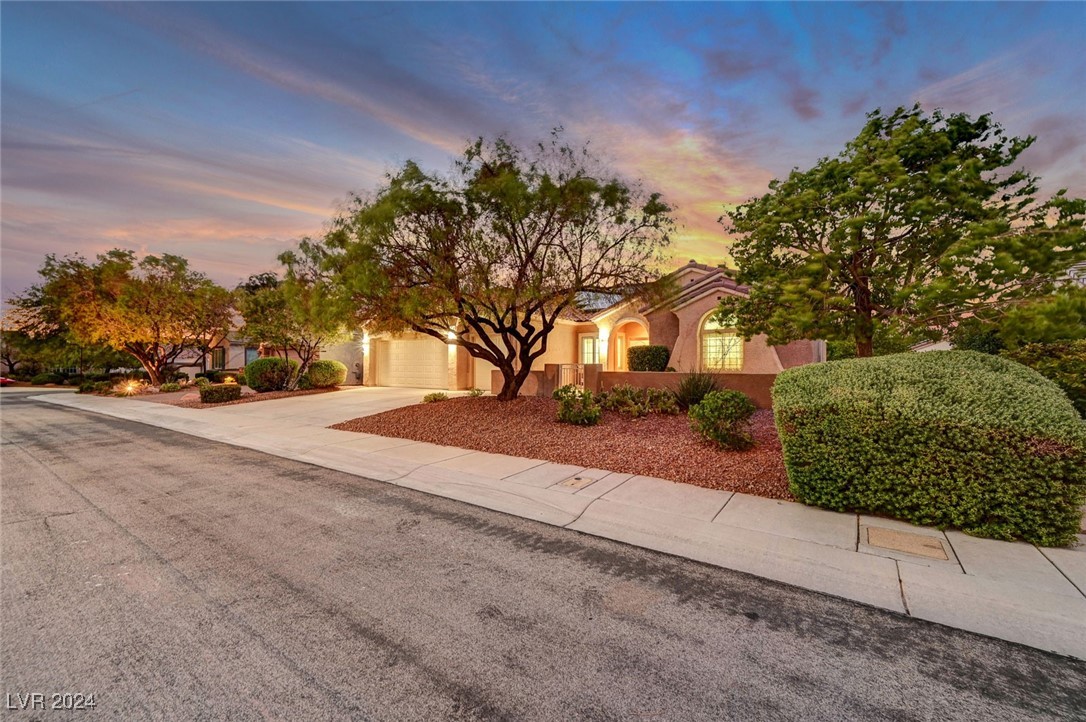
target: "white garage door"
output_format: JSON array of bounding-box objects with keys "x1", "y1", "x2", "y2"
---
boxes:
[{"x1": 376, "y1": 337, "x2": 448, "y2": 388}]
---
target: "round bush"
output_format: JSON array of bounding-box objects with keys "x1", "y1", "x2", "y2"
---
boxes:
[
  {"x1": 199, "y1": 383, "x2": 242, "y2": 404},
  {"x1": 306, "y1": 360, "x2": 347, "y2": 388},
  {"x1": 688, "y1": 389, "x2": 756, "y2": 450},
  {"x1": 244, "y1": 357, "x2": 299, "y2": 392},
  {"x1": 627, "y1": 345, "x2": 671, "y2": 372},
  {"x1": 30, "y1": 373, "x2": 63, "y2": 386},
  {"x1": 773, "y1": 351, "x2": 1086, "y2": 546},
  {"x1": 160, "y1": 382, "x2": 182, "y2": 393}
]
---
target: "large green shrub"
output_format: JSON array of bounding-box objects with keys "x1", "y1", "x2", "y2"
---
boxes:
[
  {"x1": 675, "y1": 371, "x2": 719, "y2": 410},
  {"x1": 30, "y1": 373, "x2": 63, "y2": 385},
  {"x1": 199, "y1": 384, "x2": 242, "y2": 404},
  {"x1": 627, "y1": 345, "x2": 670, "y2": 372},
  {"x1": 689, "y1": 389, "x2": 756, "y2": 450},
  {"x1": 1004, "y1": 341, "x2": 1086, "y2": 418},
  {"x1": 244, "y1": 357, "x2": 298, "y2": 392},
  {"x1": 773, "y1": 351, "x2": 1086, "y2": 546},
  {"x1": 553, "y1": 384, "x2": 601, "y2": 426},
  {"x1": 305, "y1": 360, "x2": 347, "y2": 388}
]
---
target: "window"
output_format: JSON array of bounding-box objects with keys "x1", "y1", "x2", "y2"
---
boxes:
[
  {"x1": 211, "y1": 347, "x2": 226, "y2": 370},
  {"x1": 701, "y1": 316, "x2": 743, "y2": 371},
  {"x1": 579, "y1": 335, "x2": 600, "y2": 365}
]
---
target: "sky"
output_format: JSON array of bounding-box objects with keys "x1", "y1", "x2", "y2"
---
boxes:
[{"x1": 2, "y1": 2, "x2": 1084, "y2": 299}]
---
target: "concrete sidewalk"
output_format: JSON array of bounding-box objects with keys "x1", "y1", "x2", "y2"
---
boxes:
[{"x1": 32, "y1": 389, "x2": 1086, "y2": 660}]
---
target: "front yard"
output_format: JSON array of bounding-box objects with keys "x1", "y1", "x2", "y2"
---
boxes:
[{"x1": 331, "y1": 396, "x2": 791, "y2": 500}]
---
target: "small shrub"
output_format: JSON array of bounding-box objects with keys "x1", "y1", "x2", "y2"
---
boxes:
[
  {"x1": 689, "y1": 389, "x2": 756, "y2": 450},
  {"x1": 160, "y1": 382, "x2": 182, "y2": 393},
  {"x1": 553, "y1": 384, "x2": 601, "y2": 426},
  {"x1": 193, "y1": 376, "x2": 212, "y2": 388},
  {"x1": 468, "y1": 387, "x2": 485, "y2": 398},
  {"x1": 78, "y1": 381, "x2": 96, "y2": 394},
  {"x1": 422, "y1": 392, "x2": 448, "y2": 403},
  {"x1": 600, "y1": 383, "x2": 650, "y2": 417},
  {"x1": 773, "y1": 351, "x2": 1086, "y2": 546},
  {"x1": 627, "y1": 345, "x2": 670, "y2": 372},
  {"x1": 93, "y1": 381, "x2": 113, "y2": 394},
  {"x1": 1004, "y1": 340, "x2": 1086, "y2": 417},
  {"x1": 86, "y1": 373, "x2": 111, "y2": 383},
  {"x1": 172, "y1": 370, "x2": 190, "y2": 382},
  {"x1": 244, "y1": 357, "x2": 298, "y2": 392},
  {"x1": 30, "y1": 373, "x2": 63, "y2": 386},
  {"x1": 199, "y1": 383, "x2": 242, "y2": 404},
  {"x1": 675, "y1": 371, "x2": 719, "y2": 409},
  {"x1": 306, "y1": 360, "x2": 347, "y2": 388},
  {"x1": 236, "y1": 373, "x2": 247, "y2": 387},
  {"x1": 646, "y1": 387, "x2": 680, "y2": 415}
]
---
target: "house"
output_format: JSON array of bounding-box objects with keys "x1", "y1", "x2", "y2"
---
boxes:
[{"x1": 352, "y1": 260, "x2": 825, "y2": 399}]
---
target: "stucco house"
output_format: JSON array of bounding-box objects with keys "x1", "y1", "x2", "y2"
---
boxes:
[{"x1": 347, "y1": 260, "x2": 825, "y2": 396}]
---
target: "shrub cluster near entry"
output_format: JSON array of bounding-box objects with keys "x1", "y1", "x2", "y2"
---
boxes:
[
  {"x1": 199, "y1": 383, "x2": 242, "y2": 404},
  {"x1": 553, "y1": 384, "x2": 601, "y2": 426},
  {"x1": 688, "y1": 389, "x2": 756, "y2": 450},
  {"x1": 773, "y1": 351, "x2": 1086, "y2": 546},
  {"x1": 305, "y1": 360, "x2": 347, "y2": 388},
  {"x1": 244, "y1": 357, "x2": 298, "y2": 392},
  {"x1": 627, "y1": 345, "x2": 670, "y2": 372}
]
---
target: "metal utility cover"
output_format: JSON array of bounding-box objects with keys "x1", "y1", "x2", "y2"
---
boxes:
[{"x1": 867, "y1": 527, "x2": 949, "y2": 560}]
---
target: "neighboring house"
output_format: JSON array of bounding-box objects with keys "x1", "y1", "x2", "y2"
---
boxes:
[
  {"x1": 174, "y1": 336, "x2": 259, "y2": 378},
  {"x1": 355, "y1": 260, "x2": 825, "y2": 392}
]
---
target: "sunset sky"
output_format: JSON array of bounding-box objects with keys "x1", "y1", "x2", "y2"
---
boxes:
[{"x1": 2, "y1": 2, "x2": 1083, "y2": 298}]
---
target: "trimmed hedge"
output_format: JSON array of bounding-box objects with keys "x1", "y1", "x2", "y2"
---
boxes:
[
  {"x1": 627, "y1": 345, "x2": 670, "y2": 372},
  {"x1": 30, "y1": 373, "x2": 63, "y2": 385},
  {"x1": 244, "y1": 357, "x2": 298, "y2": 392},
  {"x1": 199, "y1": 384, "x2": 242, "y2": 404},
  {"x1": 306, "y1": 360, "x2": 347, "y2": 388},
  {"x1": 1004, "y1": 340, "x2": 1086, "y2": 418},
  {"x1": 773, "y1": 351, "x2": 1086, "y2": 546}
]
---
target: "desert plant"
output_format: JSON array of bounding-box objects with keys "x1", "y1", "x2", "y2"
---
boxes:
[
  {"x1": 646, "y1": 387, "x2": 680, "y2": 415},
  {"x1": 468, "y1": 387, "x2": 485, "y2": 398},
  {"x1": 675, "y1": 371, "x2": 719, "y2": 409},
  {"x1": 773, "y1": 351, "x2": 1086, "y2": 546},
  {"x1": 600, "y1": 383, "x2": 650, "y2": 417},
  {"x1": 689, "y1": 389, "x2": 756, "y2": 450},
  {"x1": 305, "y1": 359, "x2": 347, "y2": 388},
  {"x1": 199, "y1": 383, "x2": 242, "y2": 404},
  {"x1": 244, "y1": 357, "x2": 298, "y2": 392},
  {"x1": 77, "y1": 381, "x2": 96, "y2": 394},
  {"x1": 193, "y1": 376, "x2": 212, "y2": 388},
  {"x1": 553, "y1": 384, "x2": 601, "y2": 426},
  {"x1": 159, "y1": 382, "x2": 182, "y2": 393},
  {"x1": 627, "y1": 345, "x2": 670, "y2": 372},
  {"x1": 422, "y1": 392, "x2": 448, "y2": 403}
]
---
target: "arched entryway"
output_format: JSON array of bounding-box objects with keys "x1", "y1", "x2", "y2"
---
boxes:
[{"x1": 610, "y1": 318, "x2": 650, "y2": 371}]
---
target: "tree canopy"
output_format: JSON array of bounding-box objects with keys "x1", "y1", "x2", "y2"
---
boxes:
[
  {"x1": 717, "y1": 105, "x2": 1086, "y2": 357},
  {"x1": 235, "y1": 258, "x2": 346, "y2": 390},
  {"x1": 311, "y1": 132, "x2": 673, "y2": 399},
  {"x1": 9, "y1": 249, "x2": 234, "y2": 384}
]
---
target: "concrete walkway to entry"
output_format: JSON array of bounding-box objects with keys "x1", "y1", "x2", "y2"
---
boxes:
[{"x1": 33, "y1": 387, "x2": 1086, "y2": 661}]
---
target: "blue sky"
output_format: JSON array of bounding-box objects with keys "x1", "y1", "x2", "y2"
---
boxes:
[{"x1": 2, "y1": 2, "x2": 1083, "y2": 297}]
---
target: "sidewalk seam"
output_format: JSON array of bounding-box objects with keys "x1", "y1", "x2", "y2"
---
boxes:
[
  {"x1": 1037, "y1": 546, "x2": 1086, "y2": 600},
  {"x1": 895, "y1": 561, "x2": 911, "y2": 616}
]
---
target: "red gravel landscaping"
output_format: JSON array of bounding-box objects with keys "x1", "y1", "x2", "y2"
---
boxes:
[
  {"x1": 129, "y1": 386, "x2": 341, "y2": 409},
  {"x1": 331, "y1": 396, "x2": 792, "y2": 500}
]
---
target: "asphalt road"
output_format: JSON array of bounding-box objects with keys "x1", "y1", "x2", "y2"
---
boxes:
[{"x1": 2, "y1": 391, "x2": 1085, "y2": 721}]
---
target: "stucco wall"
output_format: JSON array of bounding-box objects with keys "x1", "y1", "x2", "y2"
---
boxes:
[
  {"x1": 321, "y1": 336, "x2": 365, "y2": 385},
  {"x1": 646, "y1": 309, "x2": 680, "y2": 352},
  {"x1": 470, "y1": 323, "x2": 586, "y2": 390},
  {"x1": 665, "y1": 293, "x2": 782, "y2": 374}
]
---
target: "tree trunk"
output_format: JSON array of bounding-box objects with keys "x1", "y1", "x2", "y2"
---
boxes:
[{"x1": 854, "y1": 277, "x2": 875, "y2": 358}]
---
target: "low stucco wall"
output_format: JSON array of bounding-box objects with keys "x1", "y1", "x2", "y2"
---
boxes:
[{"x1": 598, "y1": 371, "x2": 777, "y2": 409}]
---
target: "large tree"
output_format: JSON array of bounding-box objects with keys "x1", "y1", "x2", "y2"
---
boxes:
[
  {"x1": 10, "y1": 249, "x2": 234, "y2": 384},
  {"x1": 313, "y1": 132, "x2": 673, "y2": 399},
  {"x1": 718, "y1": 105, "x2": 1086, "y2": 357}
]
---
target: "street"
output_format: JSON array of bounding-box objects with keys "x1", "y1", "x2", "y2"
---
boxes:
[{"x1": 2, "y1": 391, "x2": 1084, "y2": 721}]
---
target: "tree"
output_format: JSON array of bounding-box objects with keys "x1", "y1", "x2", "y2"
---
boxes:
[
  {"x1": 10, "y1": 249, "x2": 233, "y2": 385},
  {"x1": 313, "y1": 132, "x2": 673, "y2": 400},
  {"x1": 188, "y1": 284, "x2": 236, "y2": 373},
  {"x1": 235, "y1": 261, "x2": 346, "y2": 390},
  {"x1": 718, "y1": 105, "x2": 1086, "y2": 357}
]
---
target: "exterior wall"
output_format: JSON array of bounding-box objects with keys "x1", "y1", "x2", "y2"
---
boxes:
[
  {"x1": 774, "y1": 339, "x2": 824, "y2": 368},
  {"x1": 666, "y1": 293, "x2": 783, "y2": 374},
  {"x1": 470, "y1": 323, "x2": 586, "y2": 390},
  {"x1": 646, "y1": 309, "x2": 680, "y2": 351},
  {"x1": 598, "y1": 371, "x2": 777, "y2": 409},
  {"x1": 321, "y1": 336, "x2": 365, "y2": 385},
  {"x1": 489, "y1": 369, "x2": 543, "y2": 396}
]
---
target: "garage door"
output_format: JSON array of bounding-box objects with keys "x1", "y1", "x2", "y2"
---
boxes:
[{"x1": 376, "y1": 337, "x2": 448, "y2": 388}]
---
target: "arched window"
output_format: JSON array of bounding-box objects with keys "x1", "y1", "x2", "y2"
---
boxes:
[{"x1": 701, "y1": 315, "x2": 743, "y2": 371}]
